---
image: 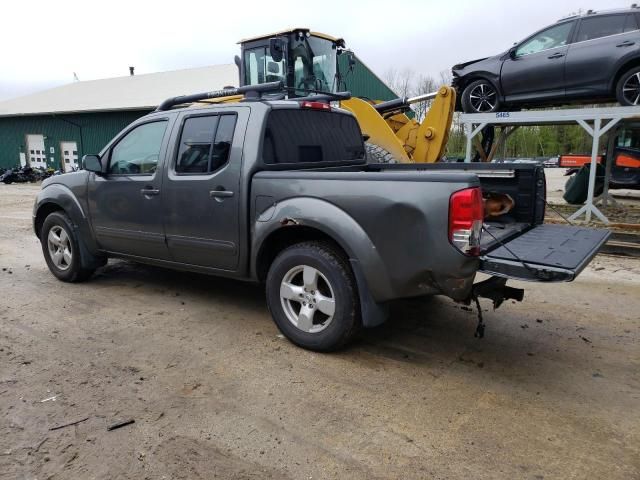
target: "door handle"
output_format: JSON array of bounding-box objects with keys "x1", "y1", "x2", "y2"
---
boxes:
[
  {"x1": 617, "y1": 41, "x2": 635, "y2": 47},
  {"x1": 210, "y1": 189, "x2": 234, "y2": 198},
  {"x1": 547, "y1": 52, "x2": 565, "y2": 59},
  {"x1": 140, "y1": 187, "x2": 160, "y2": 196}
]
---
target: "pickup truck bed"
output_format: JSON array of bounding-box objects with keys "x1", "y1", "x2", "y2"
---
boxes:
[{"x1": 367, "y1": 162, "x2": 609, "y2": 282}]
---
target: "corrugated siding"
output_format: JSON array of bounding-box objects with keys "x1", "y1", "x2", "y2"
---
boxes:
[
  {"x1": 0, "y1": 110, "x2": 150, "y2": 169},
  {"x1": 338, "y1": 54, "x2": 398, "y2": 101}
]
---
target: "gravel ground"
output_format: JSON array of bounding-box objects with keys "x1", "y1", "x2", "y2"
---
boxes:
[{"x1": 1, "y1": 184, "x2": 639, "y2": 480}]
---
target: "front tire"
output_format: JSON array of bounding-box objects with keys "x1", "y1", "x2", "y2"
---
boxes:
[
  {"x1": 266, "y1": 241, "x2": 360, "y2": 351},
  {"x1": 461, "y1": 79, "x2": 501, "y2": 113},
  {"x1": 41, "y1": 211, "x2": 95, "y2": 282},
  {"x1": 616, "y1": 66, "x2": 640, "y2": 106}
]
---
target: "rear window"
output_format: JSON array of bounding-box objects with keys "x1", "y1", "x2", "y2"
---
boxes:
[
  {"x1": 575, "y1": 14, "x2": 631, "y2": 42},
  {"x1": 262, "y1": 109, "x2": 365, "y2": 165}
]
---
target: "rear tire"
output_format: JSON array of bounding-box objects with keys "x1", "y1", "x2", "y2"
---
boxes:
[
  {"x1": 41, "y1": 211, "x2": 95, "y2": 282},
  {"x1": 616, "y1": 66, "x2": 640, "y2": 106},
  {"x1": 266, "y1": 241, "x2": 360, "y2": 352},
  {"x1": 461, "y1": 79, "x2": 501, "y2": 113}
]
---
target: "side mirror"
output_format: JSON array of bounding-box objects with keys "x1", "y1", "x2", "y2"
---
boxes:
[
  {"x1": 269, "y1": 38, "x2": 285, "y2": 63},
  {"x1": 83, "y1": 154, "x2": 102, "y2": 173},
  {"x1": 508, "y1": 47, "x2": 517, "y2": 59}
]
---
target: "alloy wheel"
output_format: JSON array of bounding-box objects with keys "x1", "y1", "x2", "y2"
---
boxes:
[
  {"x1": 47, "y1": 225, "x2": 73, "y2": 271},
  {"x1": 279, "y1": 265, "x2": 336, "y2": 333},
  {"x1": 622, "y1": 72, "x2": 640, "y2": 105},
  {"x1": 468, "y1": 83, "x2": 497, "y2": 112}
]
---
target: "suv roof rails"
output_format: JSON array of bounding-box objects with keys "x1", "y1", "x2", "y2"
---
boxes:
[{"x1": 155, "y1": 80, "x2": 284, "y2": 111}]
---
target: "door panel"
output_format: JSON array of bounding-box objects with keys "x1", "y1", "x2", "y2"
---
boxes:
[
  {"x1": 501, "y1": 21, "x2": 575, "y2": 101},
  {"x1": 163, "y1": 108, "x2": 249, "y2": 270},
  {"x1": 501, "y1": 47, "x2": 568, "y2": 101},
  {"x1": 565, "y1": 14, "x2": 639, "y2": 95},
  {"x1": 88, "y1": 119, "x2": 173, "y2": 259}
]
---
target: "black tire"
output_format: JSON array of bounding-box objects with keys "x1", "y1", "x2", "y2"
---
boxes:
[
  {"x1": 266, "y1": 241, "x2": 360, "y2": 352},
  {"x1": 461, "y1": 79, "x2": 501, "y2": 113},
  {"x1": 365, "y1": 142, "x2": 397, "y2": 164},
  {"x1": 616, "y1": 66, "x2": 640, "y2": 106},
  {"x1": 40, "y1": 211, "x2": 95, "y2": 282}
]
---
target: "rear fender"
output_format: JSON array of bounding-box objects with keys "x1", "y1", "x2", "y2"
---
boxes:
[{"x1": 252, "y1": 197, "x2": 393, "y2": 315}]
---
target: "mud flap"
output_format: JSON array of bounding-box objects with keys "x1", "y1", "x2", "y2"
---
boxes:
[{"x1": 480, "y1": 225, "x2": 610, "y2": 282}]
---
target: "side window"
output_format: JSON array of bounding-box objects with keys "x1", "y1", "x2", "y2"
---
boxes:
[
  {"x1": 211, "y1": 115, "x2": 237, "y2": 171},
  {"x1": 109, "y1": 121, "x2": 167, "y2": 175},
  {"x1": 176, "y1": 116, "x2": 219, "y2": 173},
  {"x1": 175, "y1": 114, "x2": 237, "y2": 174},
  {"x1": 575, "y1": 15, "x2": 627, "y2": 42},
  {"x1": 516, "y1": 22, "x2": 574, "y2": 57},
  {"x1": 624, "y1": 13, "x2": 639, "y2": 32},
  {"x1": 244, "y1": 47, "x2": 285, "y2": 85}
]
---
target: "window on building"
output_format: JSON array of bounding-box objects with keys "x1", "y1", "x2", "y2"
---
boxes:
[
  {"x1": 109, "y1": 120, "x2": 168, "y2": 175},
  {"x1": 64, "y1": 150, "x2": 69, "y2": 155}
]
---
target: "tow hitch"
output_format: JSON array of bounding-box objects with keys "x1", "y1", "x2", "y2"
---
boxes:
[{"x1": 466, "y1": 276, "x2": 524, "y2": 338}]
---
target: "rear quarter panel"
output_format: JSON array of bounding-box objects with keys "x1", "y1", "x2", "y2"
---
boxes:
[{"x1": 251, "y1": 170, "x2": 480, "y2": 302}]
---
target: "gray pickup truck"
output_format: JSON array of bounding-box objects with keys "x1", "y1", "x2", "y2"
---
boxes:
[{"x1": 33, "y1": 91, "x2": 610, "y2": 351}]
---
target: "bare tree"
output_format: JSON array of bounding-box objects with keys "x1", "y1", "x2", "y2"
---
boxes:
[{"x1": 384, "y1": 67, "x2": 415, "y2": 98}]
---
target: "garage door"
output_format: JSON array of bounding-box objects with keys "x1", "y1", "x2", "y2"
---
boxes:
[
  {"x1": 60, "y1": 141, "x2": 79, "y2": 172},
  {"x1": 26, "y1": 134, "x2": 46, "y2": 169}
]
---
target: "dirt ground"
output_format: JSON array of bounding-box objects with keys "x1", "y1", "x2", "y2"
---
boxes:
[{"x1": 1, "y1": 184, "x2": 639, "y2": 480}]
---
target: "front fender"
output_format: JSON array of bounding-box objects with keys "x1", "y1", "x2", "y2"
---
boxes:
[
  {"x1": 251, "y1": 197, "x2": 393, "y2": 302},
  {"x1": 33, "y1": 183, "x2": 99, "y2": 254}
]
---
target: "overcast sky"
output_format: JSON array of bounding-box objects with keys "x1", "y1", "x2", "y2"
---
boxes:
[{"x1": 0, "y1": 0, "x2": 630, "y2": 101}]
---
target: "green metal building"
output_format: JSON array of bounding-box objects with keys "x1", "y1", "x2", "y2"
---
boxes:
[{"x1": 0, "y1": 57, "x2": 396, "y2": 171}]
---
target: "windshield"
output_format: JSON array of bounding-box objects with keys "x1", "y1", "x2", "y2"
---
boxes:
[{"x1": 291, "y1": 36, "x2": 337, "y2": 95}]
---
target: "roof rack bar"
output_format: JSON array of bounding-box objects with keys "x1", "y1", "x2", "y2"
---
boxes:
[{"x1": 155, "y1": 80, "x2": 284, "y2": 111}]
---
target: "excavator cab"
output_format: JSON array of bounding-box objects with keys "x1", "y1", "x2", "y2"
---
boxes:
[{"x1": 237, "y1": 29, "x2": 349, "y2": 96}]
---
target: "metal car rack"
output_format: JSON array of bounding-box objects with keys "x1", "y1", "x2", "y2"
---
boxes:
[{"x1": 460, "y1": 106, "x2": 640, "y2": 223}]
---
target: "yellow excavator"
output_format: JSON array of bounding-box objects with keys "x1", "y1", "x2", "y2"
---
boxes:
[{"x1": 200, "y1": 28, "x2": 456, "y2": 163}]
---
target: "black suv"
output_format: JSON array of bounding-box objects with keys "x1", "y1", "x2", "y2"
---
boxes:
[{"x1": 453, "y1": 7, "x2": 640, "y2": 113}]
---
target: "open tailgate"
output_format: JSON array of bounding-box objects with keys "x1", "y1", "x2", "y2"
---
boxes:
[{"x1": 480, "y1": 224, "x2": 610, "y2": 282}]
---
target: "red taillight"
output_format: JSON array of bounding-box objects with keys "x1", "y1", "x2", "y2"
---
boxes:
[
  {"x1": 449, "y1": 187, "x2": 483, "y2": 256},
  {"x1": 300, "y1": 101, "x2": 331, "y2": 111}
]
